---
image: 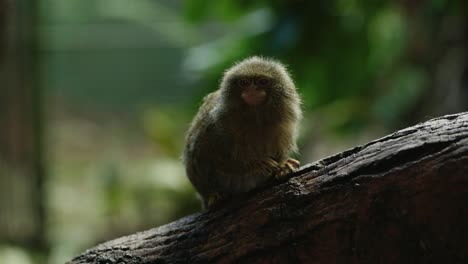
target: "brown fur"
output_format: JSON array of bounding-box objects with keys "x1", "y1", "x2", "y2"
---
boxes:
[{"x1": 182, "y1": 56, "x2": 302, "y2": 207}]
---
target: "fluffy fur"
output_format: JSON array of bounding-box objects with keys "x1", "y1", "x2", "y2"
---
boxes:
[{"x1": 183, "y1": 56, "x2": 301, "y2": 208}]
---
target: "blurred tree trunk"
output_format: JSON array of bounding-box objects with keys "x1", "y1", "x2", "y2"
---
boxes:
[
  {"x1": 69, "y1": 113, "x2": 468, "y2": 264},
  {"x1": 0, "y1": 0, "x2": 46, "y2": 249}
]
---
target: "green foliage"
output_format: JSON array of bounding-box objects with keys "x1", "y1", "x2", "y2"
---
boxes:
[
  {"x1": 368, "y1": 7, "x2": 406, "y2": 72},
  {"x1": 23, "y1": 0, "x2": 466, "y2": 262},
  {"x1": 181, "y1": 0, "x2": 464, "y2": 133},
  {"x1": 372, "y1": 67, "x2": 428, "y2": 126},
  {"x1": 143, "y1": 108, "x2": 188, "y2": 158},
  {"x1": 184, "y1": 0, "x2": 247, "y2": 22}
]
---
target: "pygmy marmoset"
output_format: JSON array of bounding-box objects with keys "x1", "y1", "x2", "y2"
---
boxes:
[{"x1": 183, "y1": 56, "x2": 302, "y2": 208}]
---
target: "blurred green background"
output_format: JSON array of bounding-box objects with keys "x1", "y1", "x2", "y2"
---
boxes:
[{"x1": 0, "y1": 0, "x2": 467, "y2": 263}]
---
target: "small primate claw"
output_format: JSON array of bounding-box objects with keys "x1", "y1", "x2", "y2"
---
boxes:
[
  {"x1": 206, "y1": 192, "x2": 225, "y2": 208},
  {"x1": 274, "y1": 158, "x2": 301, "y2": 180},
  {"x1": 286, "y1": 158, "x2": 300, "y2": 169}
]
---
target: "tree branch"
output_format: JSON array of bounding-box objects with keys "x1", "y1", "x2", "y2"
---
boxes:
[{"x1": 69, "y1": 112, "x2": 468, "y2": 264}]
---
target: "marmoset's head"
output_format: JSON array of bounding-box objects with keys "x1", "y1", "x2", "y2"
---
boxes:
[{"x1": 220, "y1": 56, "x2": 297, "y2": 108}]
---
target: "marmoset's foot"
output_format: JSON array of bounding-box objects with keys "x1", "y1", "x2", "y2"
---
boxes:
[
  {"x1": 274, "y1": 158, "x2": 301, "y2": 180},
  {"x1": 286, "y1": 158, "x2": 300, "y2": 169}
]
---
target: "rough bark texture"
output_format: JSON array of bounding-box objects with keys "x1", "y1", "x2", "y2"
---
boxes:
[{"x1": 69, "y1": 112, "x2": 468, "y2": 264}]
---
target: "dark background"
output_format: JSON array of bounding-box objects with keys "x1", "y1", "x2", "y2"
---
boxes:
[{"x1": 0, "y1": 0, "x2": 467, "y2": 263}]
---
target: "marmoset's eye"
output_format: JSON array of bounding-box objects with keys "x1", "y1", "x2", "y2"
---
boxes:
[
  {"x1": 238, "y1": 78, "x2": 251, "y2": 87},
  {"x1": 256, "y1": 77, "x2": 271, "y2": 87}
]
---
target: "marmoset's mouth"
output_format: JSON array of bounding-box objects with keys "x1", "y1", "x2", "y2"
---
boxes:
[{"x1": 241, "y1": 88, "x2": 266, "y2": 106}]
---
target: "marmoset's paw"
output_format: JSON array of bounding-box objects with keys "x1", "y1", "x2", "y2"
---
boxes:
[
  {"x1": 286, "y1": 158, "x2": 300, "y2": 169},
  {"x1": 274, "y1": 158, "x2": 300, "y2": 180}
]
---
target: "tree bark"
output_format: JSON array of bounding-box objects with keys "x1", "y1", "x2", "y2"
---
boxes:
[{"x1": 69, "y1": 112, "x2": 468, "y2": 264}]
